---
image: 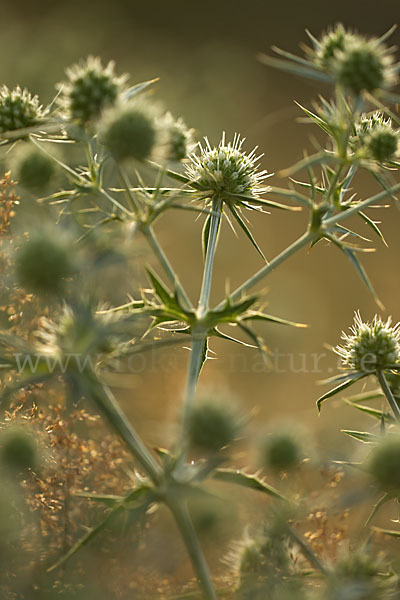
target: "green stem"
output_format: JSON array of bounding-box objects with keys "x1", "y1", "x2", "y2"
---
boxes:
[
  {"x1": 198, "y1": 198, "x2": 223, "y2": 318},
  {"x1": 217, "y1": 229, "x2": 314, "y2": 307},
  {"x1": 167, "y1": 499, "x2": 218, "y2": 600},
  {"x1": 179, "y1": 335, "x2": 206, "y2": 450},
  {"x1": 85, "y1": 374, "x2": 162, "y2": 484},
  {"x1": 118, "y1": 164, "x2": 141, "y2": 215},
  {"x1": 143, "y1": 225, "x2": 193, "y2": 310},
  {"x1": 376, "y1": 370, "x2": 400, "y2": 421}
]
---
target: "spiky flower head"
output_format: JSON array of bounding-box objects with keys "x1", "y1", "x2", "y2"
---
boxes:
[
  {"x1": 35, "y1": 304, "x2": 131, "y2": 369},
  {"x1": 10, "y1": 144, "x2": 57, "y2": 192},
  {"x1": 99, "y1": 100, "x2": 157, "y2": 162},
  {"x1": 261, "y1": 429, "x2": 304, "y2": 472},
  {"x1": 188, "y1": 399, "x2": 240, "y2": 452},
  {"x1": 0, "y1": 86, "x2": 43, "y2": 135},
  {"x1": 15, "y1": 228, "x2": 75, "y2": 295},
  {"x1": 367, "y1": 435, "x2": 400, "y2": 493},
  {"x1": 335, "y1": 312, "x2": 400, "y2": 373},
  {"x1": 158, "y1": 111, "x2": 195, "y2": 161},
  {"x1": 0, "y1": 425, "x2": 39, "y2": 472},
  {"x1": 313, "y1": 23, "x2": 357, "y2": 70},
  {"x1": 352, "y1": 112, "x2": 399, "y2": 162},
  {"x1": 58, "y1": 56, "x2": 127, "y2": 125},
  {"x1": 332, "y1": 35, "x2": 397, "y2": 95},
  {"x1": 185, "y1": 133, "x2": 269, "y2": 198}
]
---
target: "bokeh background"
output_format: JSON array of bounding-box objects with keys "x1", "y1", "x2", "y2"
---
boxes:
[{"x1": 2, "y1": 0, "x2": 400, "y2": 456}]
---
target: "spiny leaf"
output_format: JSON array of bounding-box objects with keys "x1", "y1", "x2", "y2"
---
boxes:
[
  {"x1": 317, "y1": 373, "x2": 367, "y2": 412},
  {"x1": 342, "y1": 248, "x2": 384, "y2": 309},
  {"x1": 202, "y1": 213, "x2": 212, "y2": 260},
  {"x1": 48, "y1": 487, "x2": 152, "y2": 572},
  {"x1": 212, "y1": 327, "x2": 256, "y2": 349},
  {"x1": 258, "y1": 53, "x2": 333, "y2": 83},
  {"x1": 199, "y1": 337, "x2": 209, "y2": 374},
  {"x1": 226, "y1": 191, "x2": 301, "y2": 212},
  {"x1": 212, "y1": 468, "x2": 288, "y2": 501},
  {"x1": 74, "y1": 492, "x2": 125, "y2": 506},
  {"x1": 242, "y1": 311, "x2": 307, "y2": 328},
  {"x1": 346, "y1": 389, "x2": 383, "y2": 403},
  {"x1": 341, "y1": 430, "x2": 380, "y2": 444},
  {"x1": 228, "y1": 203, "x2": 266, "y2": 261},
  {"x1": 371, "y1": 526, "x2": 400, "y2": 538},
  {"x1": 123, "y1": 78, "x2": 159, "y2": 100},
  {"x1": 358, "y1": 211, "x2": 387, "y2": 246},
  {"x1": 343, "y1": 399, "x2": 396, "y2": 424},
  {"x1": 146, "y1": 267, "x2": 173, "y2": 306}
]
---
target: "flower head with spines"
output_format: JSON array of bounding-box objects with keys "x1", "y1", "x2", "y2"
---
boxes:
[
  {"x1": 185, "y1": 133, "x2": 270, "y2": 199},
  {"x1": 58, "y1": 56, "x2": 127, "y2": 125},
  {"x1": 157, "y1": 111, "x2": 195, "y2": 162},
  {"x1": 335, "y1": 311, "x2": 400, "y2": 373},
  {"x1": 0, "y1": 86, "x2": 43, "y2": 134},
  {"x1": 331, "y1": 33, "x2": 398, "y2": 95},
  {"x1": 354, "y1": 111, "x2": 399, "y2": 162}
]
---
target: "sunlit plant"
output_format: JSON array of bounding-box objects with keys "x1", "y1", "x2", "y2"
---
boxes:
[{"x1": 1, "y1": 22, "x2": 400, "y2": 600}]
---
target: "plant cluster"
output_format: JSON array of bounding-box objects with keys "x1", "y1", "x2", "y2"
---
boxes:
[{"x1": 1, "y1": 27, "x2": 400, "y2": 600}]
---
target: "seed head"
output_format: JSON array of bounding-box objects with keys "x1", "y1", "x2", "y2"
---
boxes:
[
  {"x1": 58, "y1": 56, "x2": 126, "y2": 125},
  {"x1": 353, "y1": 112, "x2": 399, "y2": 162},
  {"x1": 35, "y1": 304, "x2": 128, "y2": 367},
  {"x1": 0, "y1": 86, "x2": 43, "y2": 135},
  {"x1": 99, "y1": 101, "x2": 157, "y2": 162},
  {"x1": 10, "y1": 145, "x2": 57, "y2": 192},
  {"x1": 261, "y1": 430, "x2": 304, "y2": 472},
  {"x1": 332, "y1": 35, "x2": 397, "y2": 95},
  {"x1": 188, "y1": 400, "x2": 240, "y2": 452},
  {"x1": 367, "y1": 435, "x2": 400, "y2": 493},
  {"x1": 313, "y1": 24, "x2": 357, "y2": 70},
  {"x1": 185, "y1": 133, "x2": 269, "y2": 198},
  {"x1": 0, "y1": 425, "x2": 39, "y2": 471},
  {"x1": 158, "y1": 111, "x2": 195, "y2": 161},
  {"x1": 15, "y1": 229, "x2": 75, "y2": 295},
  {"x1": 335, "y1": 312, "x2": 400, "y2": 373}
]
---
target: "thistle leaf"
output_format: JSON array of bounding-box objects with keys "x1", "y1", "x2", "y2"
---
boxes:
[
  {"x1": 212, "y1": 468, "x2": 288, "y2": 501},
  {"x1": 317, "y1": 373, "x2": 367, "y2": 412},
  {"x1": 228, "y1": 204, "x2": 266, "y2": 261}
]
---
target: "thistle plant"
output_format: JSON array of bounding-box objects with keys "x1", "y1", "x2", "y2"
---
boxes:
[{"x1": 1, "y1": 24, "x2": 400, "y2": 600}]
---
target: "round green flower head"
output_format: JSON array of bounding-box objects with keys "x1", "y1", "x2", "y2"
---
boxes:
[
  {"x1": 353, "y1": 112, "x2": 399, "y2": 162},
  {"x1": 59, "y1": 56, "x2": 126, "y2": 125},
  {"x1": 185, "y1": 133, "x2": 269, "y2": 197},
  {"x1": 0, "y1": 425, "x2": 38, "y2": 471},
  {"x1": 313, "y1": 23, "x2": 357, "y2": 70},
  {"x1": 335, "y1": 312, "x2": 400, "y2": 373},
  {"x1": 11, "y1": 145, "x2": 56, "y2": 192},
  {"x1": 367, "y1": 435, "x2": 400, "y2": 493},
  {"x1": 0, "y1": 86, "x2": 43, "y2": 134},
  {"x1": 16, "y1": 229, "x2": 75, "y2": 295},
  {"x1": 262, "y1": 430, "x2": 303, "y2": 472},
  {"x1": 158, "y1": 111, "x2": 195, "y2": 161},
  {"x1": 99, "y1": 101, "x2": 156, "y2": 162},
  {"x1": 188, "y1": 400, "x2": 239, "y2": 452},
  {"x1": 332, "y1": 35, "x2": 397, "y2": 95}
]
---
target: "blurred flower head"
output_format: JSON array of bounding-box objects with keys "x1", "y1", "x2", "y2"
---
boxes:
[
  {"x1": 58, "y1": 56, "x2": 127, "y2": 125},
  {"x1": 99, "y1": 100, "x2": 158, "y2": 162},
  {"x1": 0, "y1": 86, "x2": 43, "y2": 134}
]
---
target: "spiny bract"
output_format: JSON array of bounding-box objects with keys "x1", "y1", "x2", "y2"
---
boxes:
[
  {"x1": 335, "y1": 311, "x2": 400, "y2": 373},
  {"x1": 185, "y1": 133, "x2": 269, "y2": 198}
]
